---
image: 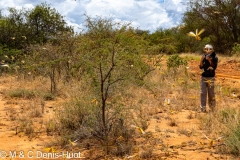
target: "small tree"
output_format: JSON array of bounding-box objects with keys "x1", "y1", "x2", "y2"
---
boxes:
[
  {"x1": 28, "y1": 2, "x2": 72, "y2": 44},
  {"x1": 25, "y1": 31, "x2": 77, "y2": 93},
  {"x1": 74, "y1": 15, "x2": 152, "y2": 152}
]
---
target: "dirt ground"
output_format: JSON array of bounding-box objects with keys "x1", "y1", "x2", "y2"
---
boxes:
[{"x1": 0, "y1": 54, "x2": 240, "y2": 160}]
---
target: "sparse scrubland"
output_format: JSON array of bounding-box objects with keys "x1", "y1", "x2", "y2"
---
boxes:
[
  {"x1": 0, "y1": 1, "x2": 240, "y2": 159},
  {"x1": 0, "y1": 53, "x2": 240, "y2": 159}
]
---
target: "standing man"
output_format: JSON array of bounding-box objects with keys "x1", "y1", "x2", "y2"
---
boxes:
[{"x1": 199, "y1": 44, "x2": 218, "y2": 112}]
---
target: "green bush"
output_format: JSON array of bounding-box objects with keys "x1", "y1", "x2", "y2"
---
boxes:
[
  {"x1": 57, "y1": 97, "x2": 135, "y2": 154},
  {"x1": 6, "y1": 88, "x2": 36, "y2": 99},
  {"x1": 216, "y1": 108, "x2": 240, "y2": 156},
  {"x1": 43, "y1": 92, "x2": 55, "y2": 100},
  {"x1": 225, "y1": 125, "x2": 240, "y2": 156},
  {"x1": 157, "y1": 44, "x2": 177, "y2": 54},
  {"x1": 218, "y1": 108, "x2": 237, "y2": 124},
  {"x1": 167, "y1": 54, "x2": 188, "y2": 71},
  {"x1": 232, "y1": 43, "x2": 240, "y2": 56}
]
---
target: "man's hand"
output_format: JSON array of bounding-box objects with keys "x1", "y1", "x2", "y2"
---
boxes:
[
  {"x1": 206, "y1": 56, "x2": 212, "y2": 65},
  {"x1": 207, "y1": 66, "x2": 214, "y2": 70},
  {"x1": 206, "y1": 56, "x2": 212, "y2": 61},
  {"x1": 200, "y1": 55, "x2": 205, "y2": 67}
]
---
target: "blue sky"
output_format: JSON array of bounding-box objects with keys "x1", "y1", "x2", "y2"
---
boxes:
[{"x1": 0, "y1": 0, "x2": 187, "y2": 33}]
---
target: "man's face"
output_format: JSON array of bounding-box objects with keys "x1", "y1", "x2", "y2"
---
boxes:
[{"x1": 204, "y1": 47, "x2": 213, "y2": 54}]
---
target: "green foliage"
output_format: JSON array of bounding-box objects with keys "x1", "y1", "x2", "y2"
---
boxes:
[
  {"x1": 212, "y1": 108, "x2": 240, "y2": 156},
  {"x1": 0, "y1": 4, "x2": 73, "y2": 79},
  {"x1": 182, "y1": 0, "x2": 240, "y2": 53},
  {"x1": 149, "y1": 44, "x2": 176, "y2": 54},
  {"x1": 167, "y1": 54, "x2": 188, "y2": 71},
  {"x1": 52, "y1": 15, "x2": 152, "y2": 154},
  {"x1": 28, "y1": 2, "x2": 72, "y2": 44},
  {"x1": 0, "y1": 44, "x2": 22, "y2": 66},
  {"x1": 0, "y1": 7, "x2": 33, "y2": 51},
  {"x1": 232, "y1": 43, "x2": 240, "y2": 55},
  {"x1": 43, "y1": 92, "x2": 55, "y2": 101},
  {"x1": 221, "y1": 108, "x2": 240, "y2": 156},
  {"x1": 225, "y1": 125, "x2": 240, "y2": 156},
  {"x1": 6, "y1": 88, "x2": 36, "y2": 99},
  {"x1": 57, "y1": 97, "x2": 99, "y2": 135},
  {"x1": 0, "y1": 3, "x2": 72, "y2": 53},
  {"x1": 147, "y1": 28, "x2": 178, "y2": 54},
  {"x1": 218, "y1": 108, "x2": 237, "y2": 124},
  {"x1": 174, "y1": 27, "x2": 192, "y2": 53},
  {"x1": 74, "y1": 15, "x2": 152, "y2": 143},
  {"x1": 25, "y1": 32, "x2": 77, "y2": 93},
  {"x1": 57, "y1": 91, "x2": 136, "y2": 155}
]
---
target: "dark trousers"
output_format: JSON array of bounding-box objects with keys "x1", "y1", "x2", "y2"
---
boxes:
[{"x1": 200, "y1": 76, "x2": 216, "y2": 111}]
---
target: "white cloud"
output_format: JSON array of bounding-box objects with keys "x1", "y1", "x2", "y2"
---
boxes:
[
  {"x1": 0, "y1": 0, "x2": 187, "y2": 33},
  {"x1": 172, "y1": 0, "x2": 182, "y2": 4}
]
